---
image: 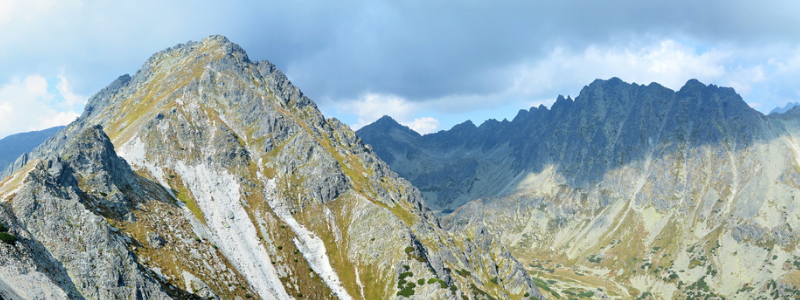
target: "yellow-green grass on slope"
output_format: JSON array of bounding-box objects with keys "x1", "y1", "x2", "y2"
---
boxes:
[
  {"x1": 108, "y1": 178, "x2": 256, "y2": 299},
  {"x1": 163, "y1": 170, "x2": 205, "y2": 225}
]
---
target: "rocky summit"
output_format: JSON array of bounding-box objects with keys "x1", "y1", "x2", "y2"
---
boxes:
[
  {"x1": 359, "y1": 78, "x2": 800, "y2": 298},
  {"x1": 0, "y1": 35, "x2": 543, "y2": 300}
]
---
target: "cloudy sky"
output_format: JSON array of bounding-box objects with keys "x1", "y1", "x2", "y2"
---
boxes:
[{"x1": 1, "y1": 0, "x2": 799, "y2": 138}]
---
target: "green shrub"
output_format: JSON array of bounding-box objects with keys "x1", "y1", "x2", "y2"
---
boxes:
[
  {"x1": 397, "y1": 286, "x2": 415, "y2": 297},
  {"x1": 577, "y1": 291, "x2": 595, "y2": 297},
  {"x1": 490, "y1": 276, "x2": 498, "y2": 284},
  {"x1": 417, "y1": 278, "x2": 425, "y2": 285},
  {"x1": 0, "y1": 232, "x2": 17, "y2": 245},
  {"x1": 0, "y1": 223, "x2": 7, "y2": 232},
  {"x1": 399, "y1": 271, "x2": 413, "y2": 278},
  {"x1": 427, "y1": 278, "x2": 438, "y2": 284},
  {"x1": 404, "y1": 246, "x2": 414, "y2": 254}
]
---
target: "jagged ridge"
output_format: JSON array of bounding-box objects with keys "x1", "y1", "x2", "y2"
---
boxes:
[{"x1": 359, "y1": 77, "x2": 800, "y2": 298}]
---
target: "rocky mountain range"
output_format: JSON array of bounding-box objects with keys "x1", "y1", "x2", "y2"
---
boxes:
[
  {"x1": 0, "y1": 35, "x2": 542, "y2": 300},
  {"x1": 0, "y1": 126, "x2": 64, "y2": 172},
  {"x1": 770, "y1": 102, "x2": 800, "y2": 115},
  {"x1": 359, "y1": 78, "x2": 800, "y2": 298}
]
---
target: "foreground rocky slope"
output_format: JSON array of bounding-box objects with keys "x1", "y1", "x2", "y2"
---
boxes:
[
  {"x1": 360, "y1": 78, "x2": 800, "y2": 298},
  {"x1": 0, "y1": 35, "x2": 542, "y2": 299}
]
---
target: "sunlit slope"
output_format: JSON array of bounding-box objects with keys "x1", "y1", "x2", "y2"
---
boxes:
[{"x1": 0, "y1": 35, "x2": 543, "y2": 300}]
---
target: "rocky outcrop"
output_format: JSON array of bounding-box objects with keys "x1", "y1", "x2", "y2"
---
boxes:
[
  {"x1": 0, "y1": 35, "x2": 541, "y2": 299},
  {"x1": 3, "y1": 126, "x2": 170, "y2": 299}
]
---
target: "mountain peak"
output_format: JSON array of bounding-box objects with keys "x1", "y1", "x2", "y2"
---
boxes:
[
  {"x1": 137, "y1": 35, "x2": 250, "y2": 77},
  {"x1": 679, "y1": 78, "x2": 707, "y2": 92},
  {"x1": 452, "y1": 119, "x2": 477, "y2": 131},
  {"x1": 0, "y1": 36, "x2": 543, "y2": 300},
  {"x1": 770, "y1": 101, "x2": 800, "y2": 115},
  {"x1": 363, "y1": 115, "x2": 419, "y2": 135},
  {"x1": 375, "y1": 115, "x2": 401, "y2": 126}
]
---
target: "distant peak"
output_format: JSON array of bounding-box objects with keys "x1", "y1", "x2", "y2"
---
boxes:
[
  {"x1": 376, "y1": 115, "x2": 400, "y2": 124},
  {"x1": 451, "y1": 120, "x2": 477, "y2": 131},
  {"x1": 608, "y1": 77, "x2": 623, "y2": 83},
  {"x1": 588, "y1": 77, "x2": 627, "y2": 87},
  {"x1": 513, "y1": 109, "x2": 529, "y2": 122},
  {"x1": 372, "y1": 115, "x2": 406, "y2": 129},
  {"x1": 358, "y1": 115, "x2": 420, "y2": 137},
  {"x1": 769, "y1": 102, "x2": 800, "y2": 115},
  {"x1": 679, "y1": 79, "x2": 707, "y2": 92}
]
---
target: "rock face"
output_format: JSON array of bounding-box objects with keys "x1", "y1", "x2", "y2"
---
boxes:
[
  {"x1": 0, "y1": 35, "x2": 541, "y2": 300},
  {"x1": 359, "y1": 78, "x2": 800, "y2": 298}
]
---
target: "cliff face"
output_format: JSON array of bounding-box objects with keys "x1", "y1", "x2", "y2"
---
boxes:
[
  {"x1": 360, "y1": 78, "x2": 800, "y2": 298},
  {"x1": 0, "y1": 35, "x2": 541, "y2": 300}
]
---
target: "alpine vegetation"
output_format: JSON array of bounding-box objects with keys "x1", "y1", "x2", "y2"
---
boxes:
[{"x1": 0, "y1": 36, "x2": 542, "y2": 300}]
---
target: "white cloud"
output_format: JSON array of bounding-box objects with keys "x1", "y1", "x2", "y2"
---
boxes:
[
  {"x1": 495, "y1": 39, "x2": 793, "y2": 114},
  {"x1": 0, "y1": 73, "x2": 81, "y2": 138},
  {"x1": 406, "y1": 117, "x2": 440, "y2": 134},
  {"x1": 39, "y1": 111, "x2": 80, "y2": 129},
  {"x1": 335, "y1": 92, "x2": 440, "y2": 134},
  {"x1": 0, "y1": 0, "x2": 59, "y2": 25},
  {"x1": 56, "y1": 70, "x2": 87, "y2": 108},
  {"x1": 509, "y1": 39, "x2": 732, "y2": 97},
  {"x1": 0, "y1": 101, "x2": 12, "y2": 129}
]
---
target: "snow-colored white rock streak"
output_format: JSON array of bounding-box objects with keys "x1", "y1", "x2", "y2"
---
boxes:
[
  {"x1": 354, "y1": 265, "x2": 366, "y2": 300},
  {"x1": 263, "y1": 179, "x2": 354, "y2": 300},
  {"x1": 118, "y1": 137, "x2": 290, "y2": 299},
  {"x1": 172, "y1": 162, "x2": 290, "y2": 300},
  {"x1": 117, "y1": 137, "x2": 175, "y2": 198}
]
